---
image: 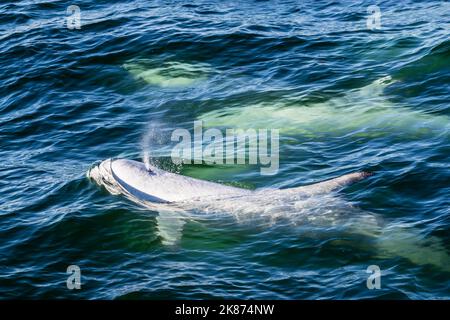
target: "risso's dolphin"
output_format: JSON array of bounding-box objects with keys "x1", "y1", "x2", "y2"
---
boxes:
[
  {"x1": 123, "y1": 61, "x2": 211, "y2": 87},
  {"x1": 88, "y1": 158, "x2": 369, "y2": 240},
  {"x1": 88, "y1": 158, "x2": 370, "y2": 204},
  {"x1": 197, "y1": 76, "x2": 449, "y2": 138},
  {"x1": 87, "y1": 158, "x2": 450, "y2": 271}
]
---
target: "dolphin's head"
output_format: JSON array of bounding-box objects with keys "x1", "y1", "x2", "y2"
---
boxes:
[
  {"x1": 87, "y1": 159, "x2": 169, "y2": 204},
  {"x1": 87, "y1": 159, "x2": 121, "y2": 195}
]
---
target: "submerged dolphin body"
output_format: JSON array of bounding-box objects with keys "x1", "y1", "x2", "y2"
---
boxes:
[
  {"x1": 197, "y1": 76, "x2": 449, "y2": 137},
  {"x1": 88, "y1": 159, "x2": 450, "y2": 270},
  {"x1": 123, "y1": 61, "x2": 211, "y2": 87}
]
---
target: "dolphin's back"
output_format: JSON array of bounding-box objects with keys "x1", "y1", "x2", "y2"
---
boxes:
[
  {"x1": 88, "y1": 159, "x2": 370, "y2": 204},
  {"x1": 107, "y1": 159, "x2": 248, "y2": 203}
]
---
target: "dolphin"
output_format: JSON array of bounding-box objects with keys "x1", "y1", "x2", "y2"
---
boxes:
[
  {"x1": 87, "y1": 158, "x2": 370, "y2": 205},
  {"x1": 87, "y1": 158, "x2": 450, "y2": 271},
  {"x1": 87, "y1": 158, "x2": 370, "y2": 242},
  {"x1": 123, "y1": 61, "x2": 211, "y2": 88},
  {"x1": 197, "y1": 76, "x2": 449, "y2": 137}
]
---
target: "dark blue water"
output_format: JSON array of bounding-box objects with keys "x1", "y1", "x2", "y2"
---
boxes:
[{"x1": 0, "y1": 0, "x2": 449, "y2": 299}]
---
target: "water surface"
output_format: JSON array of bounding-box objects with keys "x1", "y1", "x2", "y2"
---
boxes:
[{"x1": 0, "y1": 0, "x2": 449, "y2": 299}]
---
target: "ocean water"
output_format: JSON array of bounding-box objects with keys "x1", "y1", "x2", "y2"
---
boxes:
[{"x1": 0, "y1": 0, "x2": 449, "y2": 299}]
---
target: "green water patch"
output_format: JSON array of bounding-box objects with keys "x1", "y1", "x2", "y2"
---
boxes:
[
  {"x1": 178, "y1": 219, "x2": 254, "y2": 251},
  {"x1": 180, "y1": 163, "x2": 256, "y2": 189},
  {"x1": 394, "y1": 40, "x2": 450, "y2": 81}
]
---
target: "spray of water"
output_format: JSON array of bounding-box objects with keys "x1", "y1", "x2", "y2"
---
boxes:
[
  {"x1": 141, "y1": 121, "x2": 184, "y2": 172},
  {"x1": 141, "y1": 122, "x2": 166, "y2": 171},
  {"x1": 142, "y1": 130, "x2": 151, "y2": 171}
]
